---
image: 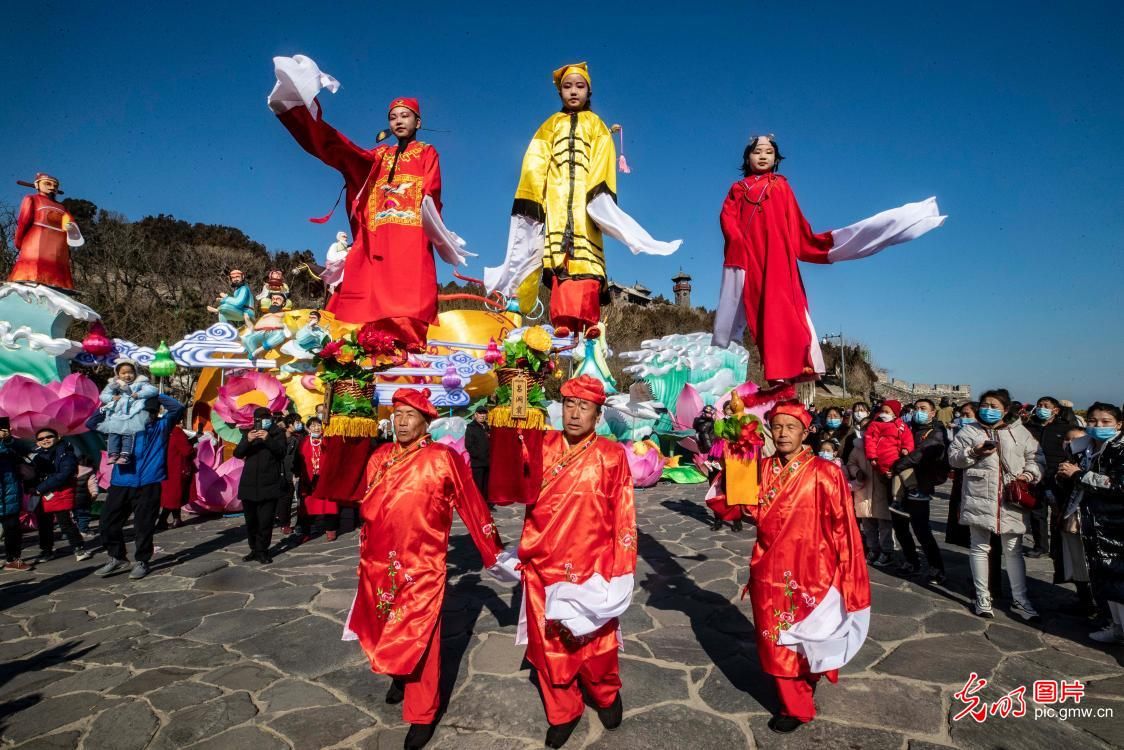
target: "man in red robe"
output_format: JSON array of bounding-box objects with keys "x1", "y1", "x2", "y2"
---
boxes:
[
  {"x1": 747, "y1": 400, "x2": 871, "y2": 733},
  {"x1": 268, "y1": 55, "x2": 472, "y2": 351},
  {"x1": 9, "y1": 173, "x2": 83, "y2": 290},
  {"x1": 494, "y1": 375, "x2": 637, "y2": 748},
  {"x1": 343, "y1": 388, "x2": 505, "y2": 749}
]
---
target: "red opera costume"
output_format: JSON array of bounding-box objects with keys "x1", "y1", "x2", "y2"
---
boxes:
[
  {"x1": 511, "y1": 427, "x2": 637, "y2": 724},
  {"x1": 343, "y1": 437, "x2": 503, "y2": 723},
  {"x1": 747, "y1": 435, "x2": 871, "y2": 722},
  {"x1": 10, "y1": 187, "x2": 77, "y2": 289},
  {"x1": 277, "y1": 105, "x2": 440, "y2": 349}
]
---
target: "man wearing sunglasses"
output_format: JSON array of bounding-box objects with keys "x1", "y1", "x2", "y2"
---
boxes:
[{"x1": 27, "y1": 428, "x2": 90, "y2": 564}]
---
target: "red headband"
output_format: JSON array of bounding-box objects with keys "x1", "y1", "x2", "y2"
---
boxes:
[
  {"x1": 560, "y1": 375, "x2": 606, "y2": 406},
  {"x1": 388, "y1": 97, "x2": 420, "y2": 117},
  {"x1": 392, "y1": 387, "x2": 437, "y2": 420},
  {"x1": 765, "y1": 399, "x2": 812, "y2": 429}
]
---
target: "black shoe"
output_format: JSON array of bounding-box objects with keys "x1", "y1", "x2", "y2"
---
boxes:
[
  {"x1": 242, "y1": 552, "x2": 256, "y2": 562},
  {"x1": 711, "y1": 517, "x2": 723, "y2": 531},
  {"x1": 596, "y1": 694, "x2": 623, "y2": 730},
  {"x1": 896, "y1": 562, "x2": 918, "y2": 577},
  {"x1": 404, "y1": 722, "x2": 436, "y2": 749},
  {"x1": 928, "y1": 570, "x2": 947, "y2": 586},
  {"x1": 1025, "y1": 549, "x2": 1046, "y2": 559},
  {"x1": 31, "y1": 550, "x2": 58, "y2": 564},
  {"x1": 731, "y1": 519, "x2": 743, "y2": 533},
  {"x1": 385, "y1": 679, "x2": 405, "y2": 705},
  {"x1": 544, "y1": 717, "x2": 581, "y2": 748},
  {"x1": 768, "y1": 715, "x2": 806, "y2": 734},
  {"x1": 257, "y1": 552, "x2": 273, "y2": 565}
]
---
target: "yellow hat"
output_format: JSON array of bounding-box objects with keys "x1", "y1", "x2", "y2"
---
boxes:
[{"x1": 552, "y1": 62, "x2": 590, "y2": 90}]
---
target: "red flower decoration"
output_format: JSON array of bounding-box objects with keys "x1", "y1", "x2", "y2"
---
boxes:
[
  {"x1": 357, "y1": 323, "x2": 399, "y2": 355},
  {"x1": 318, "y1": 340, "x2": 344, "y2": 360}
]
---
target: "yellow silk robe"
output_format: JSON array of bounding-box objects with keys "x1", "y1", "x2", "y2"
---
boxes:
[{"x1": 513, "y1": 110, "x2": 617, "y2": 286}]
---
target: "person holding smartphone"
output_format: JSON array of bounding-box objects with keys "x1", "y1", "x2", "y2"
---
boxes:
[
  {"x1": 949, "y1": 389, "x2": 1045, "y2": 621},
  {"x1": 234, "y1": 407, "x2": 288, "y2": 564}
]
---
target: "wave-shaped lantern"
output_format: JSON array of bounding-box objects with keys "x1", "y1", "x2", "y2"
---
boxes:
[
  {"x1": 190, "y1": 436, "x2": 244, "y2": 514},
  {"x1": 0, "y1": 374, "x2": 100, "y2": 439},
  {"x1": 213, "y1": 371, "x2": 289, "y2": 428}
]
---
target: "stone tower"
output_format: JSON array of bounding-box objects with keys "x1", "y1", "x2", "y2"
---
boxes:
[{"x1": 672, "y1": 270, "x2": 692, "y2": 307}]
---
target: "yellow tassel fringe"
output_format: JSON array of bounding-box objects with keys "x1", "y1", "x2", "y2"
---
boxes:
[
  {"x1": 488, "y1": 406, "x2": 546, "y2": 430},
  {"x1": 324, "y1": 415, "x2": 381, "y2": 438}
]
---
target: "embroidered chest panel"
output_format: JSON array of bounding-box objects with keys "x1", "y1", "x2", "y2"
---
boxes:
[{"x1": 366, "y1": 144, "x2": 426, "y2": 230}]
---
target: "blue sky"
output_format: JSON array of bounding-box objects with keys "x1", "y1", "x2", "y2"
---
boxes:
[{"x1": 2, "y1": 2, "x2": 1121, "y2": 406}]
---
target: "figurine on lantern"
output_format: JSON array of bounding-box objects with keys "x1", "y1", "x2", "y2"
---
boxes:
[
  {"x1": 323, "y1": 231, "x2": 350, "y2": 293},
  {"x1": 97, "y1": 358, "x2": 159, "y2": 465},
  {"x1": 207, "y1": 269, "x2": 257, "y2": 327},
  {"x1": 9, "y1": 173, "x2": 84, "y2": 290},
  {"x1": 242, "y1": 292, "x2": 293, "y2": 359},
  {"x1": 280, "y1": 309, "x2": 330, "y2": 372},
  {"x1": 256, "y1": 269, "x2": 291, "y2": 311}
]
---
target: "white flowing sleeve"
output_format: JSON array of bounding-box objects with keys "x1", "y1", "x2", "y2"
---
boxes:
[
  {"x1": 487, "y1": 548, "x2": 522, "y2": 585},
  {"x1": 826, "y1": 197, "x2": 946, "y2": 263},
  {"x1": 483, "y1": 215, "x2": 545, "y2": 296},
  {"x1": 421, "y1": 196, "x2": 476, "y2": 267},
  {"x1": 544, "y1": 573, "x2": 635, "y2": 637},
  {"x1": 776, "y1": 585, "x2": 870, "y2": 672},
  {"x1": 267, "y1": 54, "x2": 341, "y2": 116},
  {"x1": 587, "y1": 193, "x2": 682, "y2": 257}
]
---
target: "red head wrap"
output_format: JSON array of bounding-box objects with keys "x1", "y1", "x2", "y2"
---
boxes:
[
  {"x1": 882, "y1": 399, "x2": 902, "y2": 418},
  {"x1": 765, "y1": 399, "x2": 812, "y2": 429},
  {"x1": 560, "y1": 375, "x2": 607, "y2": 406},
  {"x1": 388, "y1": 97, "x2": 421, "y2": 117},
  {"x1": 391, "y1": 387, "x2": 438, "y2": 420}
]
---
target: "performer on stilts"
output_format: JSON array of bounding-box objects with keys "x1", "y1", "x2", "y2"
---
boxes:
[
  {"x1": 485, "y1": 62, "x2": 680, "y2": 339},
  {"x1": 747, "y1": 400, "x2": 871, "y2": 733},
  {"x1": 344, "y1": 388, "x2": 507, "y2": 749},
  {"x1": 712, "y1": 135, "x2": 945, "y2": 385},
  {"x1": 493, "y1": 375, "x2": 637, "y2": 748},
  {"x1": 267, "y1": 55, "x2": 472, "y2": 351}
]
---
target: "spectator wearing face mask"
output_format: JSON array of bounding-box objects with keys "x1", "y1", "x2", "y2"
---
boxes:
[
  {"x1": 1054, "y1": 425, "x2": 1097, "y2": 619},
  {"x1": 276, "y1": 414, "x2": 305, "y2": 535},
  {"x1": 1024, "y1": 396, "x2": 1078, "y2": 563},
  {"x1": 813, "y1": 407, "x2": 849, "y2": 447},
  {"x1": 864, "y1": 400, "x2": 914, "y2": 542},
  {"x1": 841, "y1": 402, "x2": 869, "y2": 463},
  {"x1": 949, "y1": 388, "x2": 1045, "y2": 622},
  {"x1": 816, "y1": 438, "x2": 842, "y2": 467},
  {"x1": 847, "y1": 414, "x2": 894, "y2": 566},
  {"x1": 888, "y1": 399, "x2": 949, "y2": 583},
  {"x1": 234, "y1": 407, "x2": 288, "y2": 564},
  {"x1": 1058, "y1": 403, "x2": 1124, "y2": 643}
]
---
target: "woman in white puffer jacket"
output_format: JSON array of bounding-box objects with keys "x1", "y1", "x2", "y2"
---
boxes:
[{"x1": 949, "y1": 388, "x2": 1045, "y2": 622}]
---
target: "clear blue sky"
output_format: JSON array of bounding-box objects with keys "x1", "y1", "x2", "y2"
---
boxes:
[{"x1": 3, "y1": 2, "x2": 1121, "y2": 406}]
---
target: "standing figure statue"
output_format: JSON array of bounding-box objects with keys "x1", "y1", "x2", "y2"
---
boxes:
[{"x1": 9, "y1": 173, "x2": 84, "y2": 290}]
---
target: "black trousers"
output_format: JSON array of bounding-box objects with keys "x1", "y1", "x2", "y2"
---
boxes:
[
  {"x1": 892, "y1": 497, "x2": 945, "y2": 572},
  {"x1": 101, "y1": 483, "x2": 161, "y2": 563},
  {"x1": 471, "y1": 466, "x2": 489, "y2": 501},
  {"x1": 243, "y1": 497, "x2": 279, "y2": 554},
  {"x1": 35, "y1": 504, "x2": 84, "y2": 554},
  {"x1": 274, "y1": 482, "x2": 298, "y2": 527},
  {"x1": 3, "y1": 514, "x2": 22, "y2": 562},
  {"x1": 1028, "y1": 502, "x2": 1050, "y2": 554}
]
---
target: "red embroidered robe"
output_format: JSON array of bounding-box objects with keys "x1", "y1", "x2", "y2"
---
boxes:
[
  {"x1": 748, "y1": 448, "x2": 871, "y2": 678},
  {"x1": 278, "y1": 106, "x2": 440, "y2": 343},
  {"x1": 719, "y1": 175, "x2": 832, "y2": 382},
  {"x1": 516, "y1": 432, "x2": 637, "y2": 685},
  {"x1": 344, "y1": 440, "x2": 502, "y2": 675},
  {"x1": 10, "y1": 192, "x2": 75, "y2": 289}
]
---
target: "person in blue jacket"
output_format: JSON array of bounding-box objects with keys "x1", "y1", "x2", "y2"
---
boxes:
[{"x1": 86, "y1": 394, "x2": 185, "y2": 580}]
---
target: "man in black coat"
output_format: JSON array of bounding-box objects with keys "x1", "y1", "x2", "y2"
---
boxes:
[
  {"x1": 28, "y1": 429, "x2": 90, "y2": 564},
  {"x1": 234, "y1": 407, "x2": 288, "y2": 564},
  {"x1": 464, "y1": 406, "x2": 490, "y2": 501}
]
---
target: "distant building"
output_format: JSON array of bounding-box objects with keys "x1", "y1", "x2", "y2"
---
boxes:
[
  {"x1": 672, "y1": 270, "x2": 692, "y2": 307},
  {"x1": 873, "y1": 370, "x2": 972, "y2": 401},
  {"x1": 607, "y1": 280, "x2": 653, "y2": 306}
]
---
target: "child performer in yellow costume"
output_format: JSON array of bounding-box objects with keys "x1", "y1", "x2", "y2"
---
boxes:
[{"x1": 485, "y1": 63, "x2": 681, "y2": 339}]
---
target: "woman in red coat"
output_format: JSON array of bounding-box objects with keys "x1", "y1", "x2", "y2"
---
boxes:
[{"x1": 158, "y1": 426, "x2": 194, "y2": 530}]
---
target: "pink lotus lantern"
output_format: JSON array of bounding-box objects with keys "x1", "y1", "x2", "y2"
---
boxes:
[
  {"x1": 625, "y1": 439, "x2": 667, "y2": 488},
  {"x1": 190, "y1": 436, "x2": 245, "y2": 514},
  {"x1": 82, "y1": 322, "x2": 114, "y2": 358},
  {"x1": 0, "y1": 374, "x2": 101, "y2": 439},
  {"x1": 213, "y1": 371, "x2": 289, "y2": 428}
]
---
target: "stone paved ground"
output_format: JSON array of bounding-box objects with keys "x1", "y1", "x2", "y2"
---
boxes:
[{"x1": 1, "y1": 484, "x2": 1123, "y2": 749}]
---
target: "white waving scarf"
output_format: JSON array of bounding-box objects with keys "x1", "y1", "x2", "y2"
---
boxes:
[{"x1": 267, "y1": 54, "x2": 340, "y2": 117}]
